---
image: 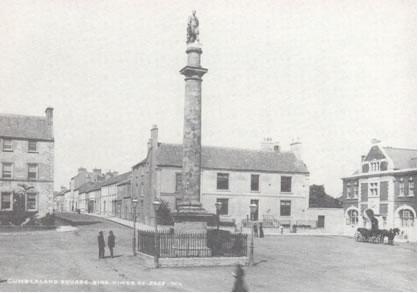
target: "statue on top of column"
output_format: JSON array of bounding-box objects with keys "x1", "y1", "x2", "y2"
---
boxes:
[{"x1": 187, "y1": 10, "x2": 199, "y2": 44}]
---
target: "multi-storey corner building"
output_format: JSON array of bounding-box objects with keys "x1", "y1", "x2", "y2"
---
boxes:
[
  {"x1": 132, "y1": 126, "x2": 310, "y2": 226},
  {"x1": 0, "y1": 108, "x2": 54, "y2": 219},
  {"x1": 342, "y1": 142, "x2": 417, "y2": 241}
]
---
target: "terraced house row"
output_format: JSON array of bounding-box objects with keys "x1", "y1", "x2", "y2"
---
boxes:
[
  {"x1": 55, "y1": 169, "x2": 133, "y2": 220},
  {"x1": 56, "y1": 125, "x2": 318, "y2": 229}
]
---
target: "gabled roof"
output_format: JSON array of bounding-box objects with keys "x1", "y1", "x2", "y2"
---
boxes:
[
  {"x1": 101, "y1": 171, "x2": 132, "y2": 187},
  {"x1": 309, "y1": 185, "x2": 342, "y2": 208},
  {"x1": 55, "y1": 189, "x2": 70, "y2": 197},
  {"x1": 78, "y1": 182, "x2": 101, "y2": 194},
  {"x1": 0, "y1": 114, "x2": 53, "y2": 140},
  {"x1": 151, "y1": 143, "x2": 308, "y2": 173},
  {"x1": 383, "y1": 147, "x2": 417, "y2": 170}
]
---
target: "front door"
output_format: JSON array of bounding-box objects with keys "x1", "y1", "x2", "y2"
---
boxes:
[
  {"x1": 250, "y1": 199, "x2": 259, "y2": 221},
  {"x1": 318, "y1": 215, "x2": 325, "y2": 228}
]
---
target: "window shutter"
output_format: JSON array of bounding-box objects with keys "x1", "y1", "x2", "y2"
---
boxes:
[
  {"x1": 361, "y1": 183, "x2": 368, "y2": 201},
  {"x1": 380, "y1": 181, "x2": 388, "y2": 201}
]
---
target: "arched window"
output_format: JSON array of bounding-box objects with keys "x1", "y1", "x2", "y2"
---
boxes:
[
  {"x1": 399, "y1": 209, "x2": 414, "y2": 227},
  {"x1": 346, "y1": 209, "x2": 358, "y2": 225}
]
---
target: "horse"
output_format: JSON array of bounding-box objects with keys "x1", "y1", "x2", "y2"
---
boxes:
[{"x1": 382, "y1": 228, "x2": 400, "y2": 245}]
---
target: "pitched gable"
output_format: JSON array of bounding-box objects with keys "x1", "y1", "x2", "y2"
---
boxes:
[{"x1": 365, "y1": 145, "x2": 386, "y2": 161}]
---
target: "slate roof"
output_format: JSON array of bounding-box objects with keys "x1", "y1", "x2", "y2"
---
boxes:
[
  {"x1": 0, "y1": 114, "x2": 53, "y2": 140},
  {"x1": 152, "y1": 143, "x2": 308, "y2": 173},
  {"x1": 55, "y1": 189, "x2": 70, "y2": 197},
  {"x1": 76, "y1": 172, "x2": 131, "y2": 193},
  {"x1": 309, "y1": 185, "x2": 342, "y2": 208},
  {"x1": 101, "y1": 171, "x2": 132, "y2": 187},
  {"x1": 78, "y1": 182, "x2": 101, "y2": 193},
  {"x1": 383, "y1": 147, "x2": 417, "y2": 170}
]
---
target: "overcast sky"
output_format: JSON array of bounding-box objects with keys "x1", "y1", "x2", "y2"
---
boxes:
[{"x1": 0, "y1": 0, "x2": 416, "y2": 196}]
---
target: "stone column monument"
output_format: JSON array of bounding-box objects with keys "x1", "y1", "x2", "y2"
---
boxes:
[{"x1": 173, "y1": 11, "x2": 214, "y2": 233}]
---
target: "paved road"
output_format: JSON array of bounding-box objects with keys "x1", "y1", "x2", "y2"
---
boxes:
[{"x1": 0, "y1": 215, "x2": 416, "y2": 291}]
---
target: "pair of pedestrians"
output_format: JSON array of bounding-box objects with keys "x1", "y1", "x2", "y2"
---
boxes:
[{"x1": 98, "y1": 230, "x2": 116, "y2": 259}]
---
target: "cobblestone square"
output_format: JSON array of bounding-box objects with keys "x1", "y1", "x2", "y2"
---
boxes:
[{"x1": 0, "y1": 219, "x2": 415, "y2": 291}]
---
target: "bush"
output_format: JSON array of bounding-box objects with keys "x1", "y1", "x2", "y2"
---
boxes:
[{"x1": 156, "y1": 201, "x2": 174, "y2": 225}]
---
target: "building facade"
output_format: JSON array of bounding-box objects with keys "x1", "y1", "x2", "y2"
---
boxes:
[
  {"x1": 132, "y1": 126, "x2": 310, "y2": 226},
  {"x1": 341, "y1": 143, "x2": 417, "y2": 241},
  {"x1": 65, "y1": 168, "x2": 105, "y2": 212},
  {"x1": 0, "y1": 108, "x2": 54, "y2": 220},
  {"x1": 307, "y1": 184, "x2": 344, "y2": 234}
]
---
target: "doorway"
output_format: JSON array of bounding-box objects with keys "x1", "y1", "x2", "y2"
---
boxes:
[
  {"x1": 250, "y1": 199, "x2": 259, "y2": 221},
  {"x1": 317, "y1": 215, "x2": 325, "y2": 228}
]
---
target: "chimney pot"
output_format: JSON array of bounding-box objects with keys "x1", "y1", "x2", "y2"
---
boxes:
[{"x1": 45, "y1": 107, "x2": 53, "y2": 122}]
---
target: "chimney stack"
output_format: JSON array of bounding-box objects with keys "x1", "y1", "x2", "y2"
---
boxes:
[
  {"x1": 45, "y1": 107, "x2": 54, "y2": 137},
  {"x1": 371, "y1": 138, "x2": 381, "y2": 145},
  {"x1": 78, "y1": 167, "x2": 87, "y2": 174},
  {"x1": 261, "y1": 137, "x2": 280, "y2": 152},
  {"x1": 151, "y1": 124, "x2": 158, "y2": 142},
  {"x1": 45, "y1": 107, "x2": 53, "y2": 124},
  {"x1": 290, "y1": 140, "x2": 302, "y2": 161}
]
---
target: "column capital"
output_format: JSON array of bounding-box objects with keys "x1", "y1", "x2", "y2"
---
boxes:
[{"x1": 179, "y1": 66, "x2": 208, "y2": 78}]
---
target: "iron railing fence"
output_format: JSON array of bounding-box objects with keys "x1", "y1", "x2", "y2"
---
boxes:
[{"x1": 137, "y1": 229, "x2": 247, "y2": 258}]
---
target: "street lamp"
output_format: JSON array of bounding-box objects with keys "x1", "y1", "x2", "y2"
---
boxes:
[
  {"x1": 152, "y1": 199, "x2": 162, "y2": 268},
  {"x1": 215, "y1": 201, "x2": 222, "y2": 231},
  {"x1": 249, "y1": 203, "x2": 257, "y2": 266},
  {"x1": 132, "y1": 198, "x2": 138, "y2": 256}
]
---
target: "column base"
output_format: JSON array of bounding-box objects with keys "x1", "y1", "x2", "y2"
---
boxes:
[{"x1": 172, "y1": 202, "x2": 216, "y2": 232}]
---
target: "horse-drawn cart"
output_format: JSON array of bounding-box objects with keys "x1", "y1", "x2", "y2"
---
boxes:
[{"x1": 354, "y1": 227, "x2": 400, "y2": 245}]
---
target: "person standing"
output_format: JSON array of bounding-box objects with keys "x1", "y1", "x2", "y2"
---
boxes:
[
  {"x1": 253, "y1": 223, "x2": 258, "y2": 238},
  {"x1": 232, "y1": 264, "x2": 248, "y2": 292},
  {"x1": 98, "y1": 231, "x2": 105, "y2": 259},
  {"x1": 259, "y1": 222, "x2": 264, "y2": 238},
  {"x1": 108, "y1": 230, "x2": 116, "y2": 258}
]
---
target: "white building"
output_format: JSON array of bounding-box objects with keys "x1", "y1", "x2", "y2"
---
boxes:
[{"x1": 132, "y1": 126, "x2": 310, "y2": 227}]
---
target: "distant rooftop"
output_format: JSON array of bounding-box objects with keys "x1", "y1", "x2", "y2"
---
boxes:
[
  {"x1": 309, "y1": 185, "x2": 342, "y2": 208},
  {"x1": 77, "y1": 171, "x2": 132, "y2": 193}
]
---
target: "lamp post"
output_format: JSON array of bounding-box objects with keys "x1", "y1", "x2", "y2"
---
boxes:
[
  {"x1": 152, "y1": 200, "x2": 161, "y2": 268},
  {"x1": 132, "y1": 198, "x2": 138, "y2": 256},
  {"x1": 249, "y1": 203, "x2": 257, "y2": 266},
  {"x1": 215, "y1": 201, "x2": 222, "y2": 231}
]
